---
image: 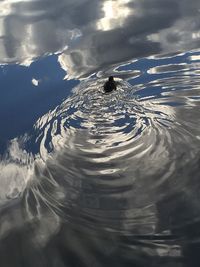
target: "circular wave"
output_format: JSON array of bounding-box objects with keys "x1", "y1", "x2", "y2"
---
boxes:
[
  {"x1": 21, "y1": 76, "x2": 194, "y2": 237},
  {"x1": 1, "y1": 54, "x2": 200, "y2": 265}
]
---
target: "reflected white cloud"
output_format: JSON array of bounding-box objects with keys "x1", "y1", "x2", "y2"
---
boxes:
[
  {"x1": 0, "y1": 0, "x2": 199, "y2": 77},
  {"x1": 0, "y1": 0, "x2": 87, "y2": 64},
  {"x1": 97, "y1": 0, "x2": 132, "y2": 31},
  {"x1": 147, "y1": 15, "x2": 200, "y2": 54},
  {"x1": 57, "y1": 0, "x2": 200, "y2": 78},
  {"x1": 0, "y1": 139, "x2": 33, "y2": 205},
  {"x1": 32, "y1": 78, "x2": 39, "y2": 86}
]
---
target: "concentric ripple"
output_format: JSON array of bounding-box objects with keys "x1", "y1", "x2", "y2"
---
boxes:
[
  {"x1": 18, "y1": 53, "x2": 200, "y2": 242},
  {"x1": 0, "y1": 52, "x2": 200, "y2": 265}
]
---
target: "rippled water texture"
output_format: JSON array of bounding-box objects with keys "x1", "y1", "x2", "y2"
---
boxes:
[{"x1": 0, "y1": 1, "x2": 200, "y2": 267}]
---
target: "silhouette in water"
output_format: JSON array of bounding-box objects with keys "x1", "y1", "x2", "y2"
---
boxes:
[{"x1": 103, "y1": 76, "x2": 117, "y2": 93}]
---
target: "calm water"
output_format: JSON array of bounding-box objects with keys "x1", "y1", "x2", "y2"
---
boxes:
[{"x1": 0, "y1": 0, "x2": 200, "y2": 266}]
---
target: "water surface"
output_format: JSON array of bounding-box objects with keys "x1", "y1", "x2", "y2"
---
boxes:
[{"x1": 0, "y1": 0, "x2": 200, "y2": 266}]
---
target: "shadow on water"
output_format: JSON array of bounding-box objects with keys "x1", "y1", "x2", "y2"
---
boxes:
[{"x1": 0, "y1": 0, "x2": 200, "y2": 266}]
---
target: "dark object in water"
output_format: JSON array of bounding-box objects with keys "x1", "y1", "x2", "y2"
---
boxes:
[{"x1": 103, "y1": 76, "x2": 117, "y2": 93}]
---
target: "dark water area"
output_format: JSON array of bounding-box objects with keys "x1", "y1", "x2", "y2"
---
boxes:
[{"x1": 0, "y1": 0, "x2": 200, "y2": 266}]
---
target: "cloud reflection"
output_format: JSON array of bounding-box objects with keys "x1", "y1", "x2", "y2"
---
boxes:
[
  {"x1": 0, "y1": 0, "x2": 199, "y2": 78},
  {"x1": 97, "y1": 0, "x2": 132, "y2": 31}
]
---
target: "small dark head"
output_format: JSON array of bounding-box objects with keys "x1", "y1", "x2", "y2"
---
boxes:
[
  {"x1": 104, "y1": 76, "x2": 117, "y2": 93},
  {"x1": 108, "y1": 76, "x2": 114, "y2": 82}
]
